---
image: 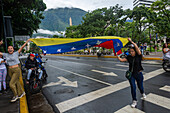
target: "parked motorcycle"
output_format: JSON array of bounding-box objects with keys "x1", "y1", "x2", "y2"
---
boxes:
[{"x1": 162, "y1": 59, "x2": 170, "y2": 72}]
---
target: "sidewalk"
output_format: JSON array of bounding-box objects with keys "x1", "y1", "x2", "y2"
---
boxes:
[
  {"x1": 0, "y1": 90, "x2": 19, "y2": 113},
  {"x1": 0, "y1": 72, "x2": 28, "y2": 113}
]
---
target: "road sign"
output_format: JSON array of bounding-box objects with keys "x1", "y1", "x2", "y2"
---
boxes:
[{"x1": 15, "y1": 35, "x2": 30, "y2": 41}]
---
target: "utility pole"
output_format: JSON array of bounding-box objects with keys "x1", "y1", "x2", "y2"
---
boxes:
[{"x1": 0, "y1": 0, "x2": 7, "y2": 52}]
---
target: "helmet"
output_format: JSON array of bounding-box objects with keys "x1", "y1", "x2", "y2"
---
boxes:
[{"x1": 35, "y1": 53, "x2": 39, "y2": 57}]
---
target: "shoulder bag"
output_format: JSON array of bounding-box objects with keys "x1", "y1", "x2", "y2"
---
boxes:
[{"x1": 125, "y1": 58, "x2": 135, "y2": 80}]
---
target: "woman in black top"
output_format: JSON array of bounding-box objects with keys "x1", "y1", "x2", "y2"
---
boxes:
[{"x1": 116, "y1": 38, "x2": 146, "y2": 108}]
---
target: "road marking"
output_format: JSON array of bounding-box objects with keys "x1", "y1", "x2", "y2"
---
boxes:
[
  {"x1": 48, "y1": 59, "x2": 92, "y2": 66},
  {"x1": 43, "y1": 76, "x2": 78, "y2": 88},
  {"x1": 49, "y1": 65, "x2": 113, "y2": 86},
  {"x1": 143, "y1": 93, "x2": 170, "y2": 110},
  {"x1": 56, "y1": 81, "x2": 128, "y2": 113},
  {"x1": 159, "y1": 85, "x2": 170, "y2": 92},
  {"x1": 100, "y1": 66, "x2": 126, "y2": 71},
  {"x1": 91, "y1": 69, "x2": 117, "y2": 76},
  {"x1": 54, "y1": 68, "x2": 164, "y2": 113},
  {"x1": 116, "y1": 64, "x2": 129, "y2": 67},
  {"x1": 115, "y1": 105, "x2": 145, "y2": 113},
  {"x1": 48, "y1": 58, "x2": 127, "y2": 72},
  {"x1": 59, "y1": 77, "x2": 78, "y2": 88}
]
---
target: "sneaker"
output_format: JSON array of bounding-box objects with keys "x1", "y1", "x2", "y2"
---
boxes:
[
  {"x1": 142, "y1": 93, "x2": 146, "y2": 99},
  {"x1": 26, "y1": 80, "x2": 29, "y2": 84},
  {"x1": 11, "y1": 96, "x2": 18, "y2": 102},
  {"x1": 131, "y1": 100, "x2": 137, "y2": 108},
  {"x1": 18, "y1": 92, "x2": 26, "y2": 99}
]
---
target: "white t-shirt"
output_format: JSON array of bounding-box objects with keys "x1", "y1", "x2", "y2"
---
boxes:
[
  {"x1": 163, "y1": 48, "x2": 170, "y2": 59},
  {"x1": 0, "y1": 58, "x2": 6, "y2": 69}
]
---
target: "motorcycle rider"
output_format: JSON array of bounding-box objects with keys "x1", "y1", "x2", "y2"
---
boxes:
[
  {"x1": 162, "y1": 43, "x2": 170, "y2": 60},
  {"x1": 35, "y1": 53, "x2": 48, "y2": 79},
  {"x1": 35, "y1": 53, "x2": 42, "y2": 67},
  {"x1": 25, "y1": 54, "x2": 43, "y2": 84}
]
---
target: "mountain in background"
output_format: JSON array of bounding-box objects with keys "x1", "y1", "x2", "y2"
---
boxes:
[{"x1": 39, "y1": 7, "x2": 87, "y2": 31}]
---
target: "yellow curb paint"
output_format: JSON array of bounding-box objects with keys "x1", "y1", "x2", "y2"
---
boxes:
[
  {"x1": 48, "y1": 54, "x2": 162, "y2": 60},
  {"x1": 19, "y1": 70, "x2": 29, "y2": 113}
]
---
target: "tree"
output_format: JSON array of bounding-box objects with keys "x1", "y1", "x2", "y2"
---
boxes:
[
  {"x1": 77, "y1": 4, "x2": 125, "y2": 37},
  {"x1": 65, "y1": 25, "x2": 83, "y2": 38},
  {"x1": 151, "y1": 0, "x2": 170, "y2": 38},
  {"x1": 1, "y1": 0, "x2": 46, "y2": 36},
  {"x1": 30, "y1": 42, "x2": 41, "y2": 53}
]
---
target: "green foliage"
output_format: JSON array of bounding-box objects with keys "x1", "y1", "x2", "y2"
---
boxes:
[
  {"x1": 30, "y1": 42, "x2": 41, "y2": 53},
  {"x1": 40, "y1": 8, "x2": 87, "y2": 31},
  {"x1": 1, "y1": 0, "x2": 46, "y2": 36},
  {"x1": 151, "y1": 0, "x2": 170, "y2": 38},
  {"x1": 65, "y1": 1, "x2": 169, "y2": 44}
]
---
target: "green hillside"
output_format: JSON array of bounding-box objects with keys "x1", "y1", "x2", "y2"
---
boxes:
[{"x1": 40, "y1": 7, "x2": 87, "y2": 31}]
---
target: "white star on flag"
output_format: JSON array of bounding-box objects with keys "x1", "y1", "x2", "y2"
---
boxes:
[
  {"x1": 71, "y1": 47, "x2": 76, "y2": 50},
  {"x1": 43, "y1": 50, "x2": 47, "y2": 54},
  {"x1": 96, "y1": 40, "x2": 102, "y2": 45},
  {"x1": 117, "y1": 42, "x2": 120, "y2": 47},
  {"x1": 86, "y1": 44, "x2": 91, "y2": 48},
  {"x1": 57, "y1": 49, "x2": 61, "y2": 52}
]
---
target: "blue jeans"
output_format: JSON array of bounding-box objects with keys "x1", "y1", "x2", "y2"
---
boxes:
[
  {"x1": 27, "y1": 69, "x2": 43, "y2": 80},
  {"x1": 129, "y1": 72, "x2": 144, "y2": 101}
]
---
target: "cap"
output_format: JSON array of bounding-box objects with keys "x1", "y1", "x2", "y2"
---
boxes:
[{"x1": 30, "y1": 54, "x2": 35, "y2": 57}]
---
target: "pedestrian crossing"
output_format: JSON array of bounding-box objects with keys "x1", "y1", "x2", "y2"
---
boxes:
[
  {"x1": 115, "y1": 85, "x2": 170, "y2": 113},
  {"x1": 143, "y1": 93, "x2": 170, "y2": 110},
  {"x1": 159, "y1": 85, "x2": 170, "y2": 92},
  {"x1": 46, "y1": 59, "x2": 169, "y2": 113},
  {"x1": 115, "y1": 105, "x2": 145, "y2": 113}
]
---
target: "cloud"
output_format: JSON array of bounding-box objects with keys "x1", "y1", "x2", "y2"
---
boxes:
[
  {"x1": 35, "y1": 29, "x2": 65, "y2": 35},
  {"x1": 44, "y1": 0, "x2": 133, "y2": 11}
]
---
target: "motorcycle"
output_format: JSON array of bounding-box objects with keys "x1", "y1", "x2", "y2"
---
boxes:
[
  {"x1": 162, "y1": 59, "x2": 170, "y2": 72},
  {"x1": 120, "y1": 50, "x2": 130, "y2": 58},
  {"x1": 39, "y1": 59, "x2": 48, "y2": 82},
  {"x1": 29, "y1": 68, "x2": 42, "y2": 94}
]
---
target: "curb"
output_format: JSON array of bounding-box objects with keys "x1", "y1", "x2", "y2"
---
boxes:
[
  {"x1": 48, "y1": 54, "x2": 163, "y2": 60},
  {"x1": 19, "y1": 70, "x2": 29, "y2": 113}
]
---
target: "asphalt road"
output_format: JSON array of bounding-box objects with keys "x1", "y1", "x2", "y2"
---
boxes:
[{"x1": 41, "y1": 55, "x2": 170, "y2": 113}]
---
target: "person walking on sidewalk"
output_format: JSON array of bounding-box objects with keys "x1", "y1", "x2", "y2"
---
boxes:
[
  {"x1": 116, "y1": 38, "x2": 146, "y2": 108},
  {"x1": 0, "y1": 55, "x2": 7, "y2": 95},
  {"x1": 0, "y1": 39, "x2": 30, "y2": 102}
]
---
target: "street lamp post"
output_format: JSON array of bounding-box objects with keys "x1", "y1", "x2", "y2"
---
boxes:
[{"x1": 0, "y1": 0, "x2": 7, "y2": 52}]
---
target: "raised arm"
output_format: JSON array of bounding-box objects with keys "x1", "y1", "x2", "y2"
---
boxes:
[
  {"x1": 0, "y1": 40, "x2": 3, "y2": 56},
  {"x1": 128, "y1": 38, "x2": 141, "y2": 55},
  {"x1": 18, "y1": 39, "x2": 30, "y2": 53},
  {"x1": 116, "y1": 53, "x2": 127, "y2": 62}
]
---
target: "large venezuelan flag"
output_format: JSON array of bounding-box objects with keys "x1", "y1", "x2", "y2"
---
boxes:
[{"x1": 30, "y1": 36, "x2": 128, "y2": 54}]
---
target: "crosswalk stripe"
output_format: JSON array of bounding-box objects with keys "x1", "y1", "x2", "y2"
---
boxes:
[
  {"x1": 143, "y1": 93, "x2": 170, "y2": 110},
  {"x1": 115, "y1": 105, "x2": 145, "y2": 113},
  {"x1": 159, "y1": 85, "x2": 170, "y2": 92},
  {"x1": 116, "y1": 64, "x2": 129, "y2": 67}
]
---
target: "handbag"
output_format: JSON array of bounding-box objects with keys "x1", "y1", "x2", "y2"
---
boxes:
[{"x1": 125, "y1": 58, "x2": 135, "y2": 79}]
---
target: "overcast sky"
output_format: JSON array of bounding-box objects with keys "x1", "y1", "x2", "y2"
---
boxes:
[{"x1": 43, "y1": 0, "x2": 133, "y2": 11}]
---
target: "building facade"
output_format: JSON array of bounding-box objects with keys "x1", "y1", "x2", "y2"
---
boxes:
[{"x1": 133, "y1": 0, "x2": 157, "y2": 8}]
